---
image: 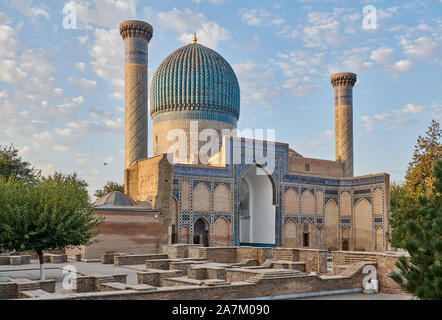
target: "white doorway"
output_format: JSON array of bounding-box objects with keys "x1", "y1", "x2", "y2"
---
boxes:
[{"x1": 239, "y1": 165, "x2": 276, "y2": 245}]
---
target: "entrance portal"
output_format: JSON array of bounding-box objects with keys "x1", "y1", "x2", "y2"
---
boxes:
[
  {"x1": 194, "y1": 218, "x2": 209, "y2": 247},
  {"x1": 239, "y1": 165, "x2": 276, "y2": 245}
]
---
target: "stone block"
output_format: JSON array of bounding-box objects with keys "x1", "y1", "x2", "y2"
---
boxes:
[
  {"x1": 49, "y1": 254, "x2": 68, "y2": 264},
  {"x1": 20, "y1": 255, "x2": 31, "y2": 264},
  {"x1": 0, "y1": 256, "x2": 10, "y2": 265},
  {"x1": 9, "y1": 256, "x2": 22, "y2": 265}
]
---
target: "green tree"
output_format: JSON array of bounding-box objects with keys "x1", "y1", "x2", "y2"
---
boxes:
[
  {"x1": 0, "y1": 144, "x2": 39, "y2": 181},
  {"x1": 94, "y1": 181, "x2": 124, "y2": 201},
  {"x1": 0, "y1": 172, "x2": 103, "y2": 280},
  {"x1": 405, "y1": 120, "x2": 442, "y2": 198},
  {"x1": 389, "y1": 160, "x2": 442, "y2": 300},
  {"x1": 390, "y1": 120, "x2": 442, "y2": 246},
  {"x1": 389, "y1": 182, "x2": 422, "y2": 248}
]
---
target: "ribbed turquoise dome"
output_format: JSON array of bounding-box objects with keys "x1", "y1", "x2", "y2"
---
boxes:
[{"x1": 150, "y1": 43, "x2": 240, "y2": 123}]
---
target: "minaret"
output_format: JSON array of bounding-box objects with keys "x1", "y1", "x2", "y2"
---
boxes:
[
  {"x1": 120, "y1": 20, "x2": 153, "y2": 169},
  {"x1": 331, "y1": 72, "x2": 357, "y2": 178}
]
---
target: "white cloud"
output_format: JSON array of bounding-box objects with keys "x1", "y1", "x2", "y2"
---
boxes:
[
  {"x1": 400, "y1": 37, "x2": 439, "y2": 61},
  {"x1": 53, "y1": 145, "x2": 69, "y2": 153},
  {"x1": 290, "y1": 139, "x2": 328, "y2": 158},
  {"x1": 320, "y1": 129, "x2": 334, "y2": 137},
  {"x1": 104, "y1": 156, "x2": 116, "y2": 164},
  {"x1": 272, "y1": 50, "x2": 324, "y2": 78},
  {"x1": 385, "y1": 59, "x2": 413, "y2": 75},
  {"x1": 397, "y1": 104, "x2": 426, "y2": 114},
  {"x1": 0, "y1": 12, "x2": 12, "y2": 25},
  {"x1": 54, "y1": 107, "x2": 123, "y2": 140},
  {"x1": 296, "y1": 8, "x2": 360, "y2": 48},
  {"x1": 270, "y1": 50, "x2": 324, "y2": 97},
  {"x1": 44, "y1": 96, "x2": 84, "y2": 119},
  {"x1": 64, "y1": 0, "x2": 138, "y2": 28},
  {"x1": 68, "y1": 77, "x2": 98, "y2": 94},
  {"x1": 0, "y1": 59, "x2": 28, "y2": 83},
  {"x1": 77, "y1": 35, "x2": 89, "y2": 45},
  {"x1": 233, "y1": 62, "x2": 282, "y2": 108},
  {"x1": 32, "y1": 131, "x2": 54, "y2": 147},
  {"x1": 361, "y1": 104, "x2": 421, "y2": 131},
  {"x1": 75, "y1": 62, "x2": 86, "y2": 72},
  {"x1": 193, "y1": 0, "x2": 230, "y2": 4},
  {"x1": 240, "y1": 8, "x2": 285, "y2": 27},
  {"x1": 157, "y1": 8, "x2": 230, "y2": 49},
  {"x1": 9, "y1": 0, "x2": 50, "y2": 20},
  {"x1": 282, "y1": 78, "x2": 318, "y2": 97},
  {"x1": 89, "y1": 107, "x2": 123, "y2": 132},
  {"x1": 342, "y1": 56, "x2": 373, "y2": 74},
  {"x1": 370, "y1": 47, "x2": 394, "y2": 64},
  {"x1": 430, "y1": 102, "x2": 442, "y2": 119},
  {"x1": 89, "y1": 28, "x2": 124, "y2": 99},
  {"x1": 89, "y1": 168, "x2": 100, "y2": 175},
  {"x1": 0, "y1": 22, "x2": 19, "y2": 58},
  {"x1": 20, "y1": 49, "x2": 54, "y2": 77}
]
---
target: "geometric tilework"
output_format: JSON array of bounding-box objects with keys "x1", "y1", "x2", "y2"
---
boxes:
[
  {"x1": 120, "y1": 21, "x2": 152, "y2": 169},
  {"x1": 125, "y1": 63, "x2": 148, "y2": 167},
  {"x1": 151, "y1": 43, "x2": 240, "y2": 122},
  {"x1": 172, "y1": 136, "x2": 389, "y2": 249}
]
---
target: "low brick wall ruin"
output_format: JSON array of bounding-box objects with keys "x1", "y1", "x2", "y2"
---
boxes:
[
  {"x1": 272, "y1": 247, "x2": 327, "y2": 273},
  {"x1": 74, "y1": 274, "x2": 128, "y2": 293},
  {"x1": 332, "y1": 250, "x2": 409, "y2": 294},
  {"x1": 114, "y1": 254, "x2": 168, "y2": 266},
  {"x1": 29, "y1": 262, "x2": 374, "y2": 300},
  {"x1": 0, "y1": 255, "x2": 31, "y2": 266},
  {"x1": 162, "y1": 244, "x2": 200, "y2": 259},
  {"x1": 0, "y1": 279, "x2": 56, "y2": 299}
]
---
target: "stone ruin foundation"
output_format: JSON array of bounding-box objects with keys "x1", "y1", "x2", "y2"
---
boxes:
[{"x1": 0, "y1": 246, "x2": 408, "y2": 300}]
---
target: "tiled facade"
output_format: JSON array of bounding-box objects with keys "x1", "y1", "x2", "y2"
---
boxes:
[{"x1": 170, "y1": 138, "x2": 390, "y2": 251}]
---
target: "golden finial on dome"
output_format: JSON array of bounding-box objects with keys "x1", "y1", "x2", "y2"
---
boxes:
[{"x1": 193, "y1": 33, "x2": 197, "y2": 43}]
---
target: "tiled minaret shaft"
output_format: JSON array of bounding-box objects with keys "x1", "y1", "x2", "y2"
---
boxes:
[
  {"x1": 331, "y1": 72, "x2": 357, "y2": 178},
  {"x1": 120, "y1": 21, "x2": 153, "y2": 169}
]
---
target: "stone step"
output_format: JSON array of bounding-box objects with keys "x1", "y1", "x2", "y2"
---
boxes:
[
  {"x1": 20, "y1": 289, "x2": 54, "y2": 298},
  {"x1": 14, "y1": 279, "x2": 40, "y2": 292},
  {"x1": 344, "y1": 255, "x2": 377, "y2": 265},
  {"x1": 96, "y1": 276, "x2": 119, "y2": 284}
]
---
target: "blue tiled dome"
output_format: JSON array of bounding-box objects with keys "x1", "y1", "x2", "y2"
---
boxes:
[{"x1": 150, "y1": 43, "x2": 240, "y2": 123}]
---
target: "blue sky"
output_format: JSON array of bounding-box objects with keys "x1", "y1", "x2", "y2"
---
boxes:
[{"x1": 0, "y1": 0, "x2": 441, "y2": 196}]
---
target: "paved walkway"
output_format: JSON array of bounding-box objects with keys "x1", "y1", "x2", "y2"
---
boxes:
[{"x1": 294, "y1": 292, "x2": 414, "y2": 300}]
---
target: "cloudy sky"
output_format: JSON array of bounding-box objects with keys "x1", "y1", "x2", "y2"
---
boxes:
[{"x1": 0, "y1": 0, "x2": 441, "y2": 196}]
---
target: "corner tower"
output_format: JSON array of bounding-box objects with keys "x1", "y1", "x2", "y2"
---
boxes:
[
  {"x1": 120, "y1": 20, "x2": 153, "y2": 169},
  {"x1": 331, "y1": 72, "x2": 357, "y2": 178}
]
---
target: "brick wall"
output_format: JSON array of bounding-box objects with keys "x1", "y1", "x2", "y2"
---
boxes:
[
  {"x1": 204, "y1": 247, "x2": 236, "y2": 263},
  {"x1": 272, "y1": 247, "x2": 327, "y2": 273},
  {"x1": 114, "y1": 254, "x2": 168, "y2": 266},
  {"x1": 0, "y1": 282, "x2": 18, "y2": 299},
  {"x1": 84, "y1": 210, "x2": 169, "y2": 259},
  {"x1": 125, "y1": 154, "x2": 174, "y2": 217},
  {"x1": 297, "y1": 248, "x2": 328, "y2": 273},
  {"x1": 44, "y1": 262, "x2": 373, "y2": 300},
  {"x1": 74, "y1": 276, "x2": 96, "y2": 293},
  {"x1": 162, "y1": 244, "x2": 200, "y2": 259},
  {"x1": 38, "y1": 280, "x2": 56, "y2": 293},
  {"x1": 74, "y1": 275, "x2": 127, "y2": 293},
  {"x1": 236, "y1": 247, "x2": 272, "y2": 265},
  {"x1": 332, "y1": 250, "x2": 409, "y2": 294}
]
